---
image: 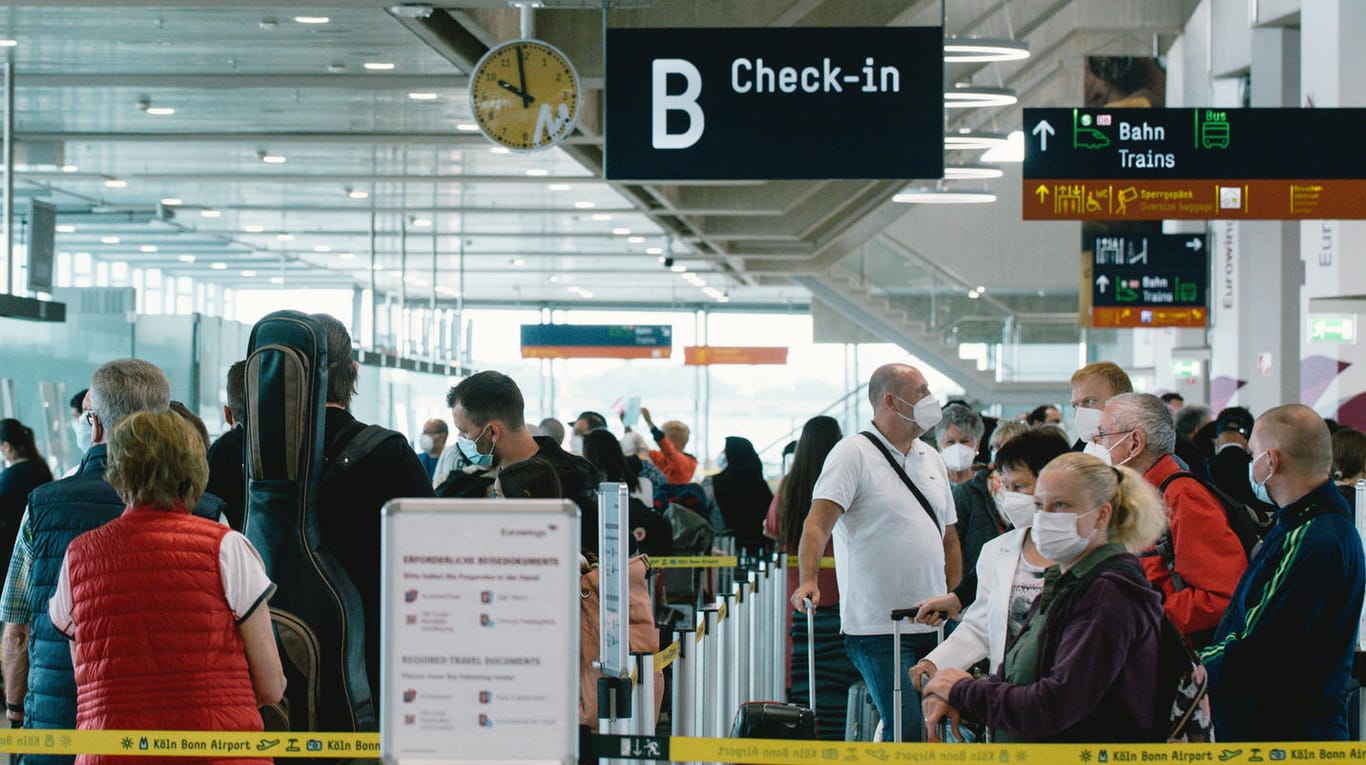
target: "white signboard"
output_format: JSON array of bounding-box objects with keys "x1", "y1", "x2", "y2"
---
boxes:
[
  {"x1": 381, "y1": 498, "x2": 580, "y2": 765},
  {"x1": 597, "y1": 483, "x2": 630, "y2": 679}
]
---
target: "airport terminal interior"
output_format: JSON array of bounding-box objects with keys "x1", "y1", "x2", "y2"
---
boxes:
[{"x1": 0, "y1": 0, "x2": 1365, "y2": 757}]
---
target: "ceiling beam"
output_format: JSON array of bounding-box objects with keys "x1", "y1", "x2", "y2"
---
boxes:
[{"x1": 14, "y1": 131, "x2": 600, "y2": 145}]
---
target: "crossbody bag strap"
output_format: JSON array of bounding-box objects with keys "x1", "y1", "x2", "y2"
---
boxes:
[{"x1": 860, "y1": 431, "x2": 941, "y2": 534}]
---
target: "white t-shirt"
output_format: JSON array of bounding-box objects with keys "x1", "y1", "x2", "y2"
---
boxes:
[
  {"x1": 813, "y1": 425, "x2": 957, "y2": 635},
  {"x1": 49, "y1": 530, "x2": 276, "y2": 637}
]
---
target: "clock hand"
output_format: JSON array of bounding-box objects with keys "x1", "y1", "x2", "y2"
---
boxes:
[
  {"x1": 496, "y1": 80, "x2": 536, "y2": 104},
  {"x1": 516, "y1": 46, "x2": 531, "y2": 109}
]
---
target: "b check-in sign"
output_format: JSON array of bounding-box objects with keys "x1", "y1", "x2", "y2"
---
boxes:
[{"x1": 605, "y1": 27, "x2": 943, "y2": 181}]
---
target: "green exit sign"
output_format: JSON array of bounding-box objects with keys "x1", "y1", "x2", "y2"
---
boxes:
[
  {"x1": 1173, "y1": 360, "x2": 1202, "y2": 379},
  {"x1": 1309, "y1": 314, "x2": 1357, "y2": 344}
]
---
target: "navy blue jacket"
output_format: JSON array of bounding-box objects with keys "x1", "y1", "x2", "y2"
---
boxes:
[{"x1": 1200, "y1": 480, "x2": 1365, "y2": 741}]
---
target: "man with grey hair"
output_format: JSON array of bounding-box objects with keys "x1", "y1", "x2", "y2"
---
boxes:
[
  {"x1": 1093, "y1": 392, "x2": 1246, "y2": 646},
  {"x1": 936, "y1": 404, "x2": 999, "y2": 577},
  {"x1": 0, "y1": 359, "x2": 223, "y2": 749}
]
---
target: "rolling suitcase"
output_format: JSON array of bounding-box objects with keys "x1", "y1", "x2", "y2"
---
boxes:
[
  {"x1": 730, "y1": 599, "x2": 819, "y2": 739},
  {"x1": 890, "y1": 606, "x2": 946, "y2": 743},
  {"x1": 843, "y1": 681, "x2": 880, "y2": 741}
]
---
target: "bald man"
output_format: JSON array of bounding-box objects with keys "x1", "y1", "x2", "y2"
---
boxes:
[
  {"x1": 793, "y1": 363, "x2": 961, "y2": 741},
  {"x1": 1198, "y1": 404, "x2": 1364, "y2": 741}
]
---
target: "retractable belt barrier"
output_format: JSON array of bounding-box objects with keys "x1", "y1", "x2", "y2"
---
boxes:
[
  {"x1": 649, "y1": 555, "x2": 834, "y2": 569},
  {"x1": 0, "y1": 730, "x2": 380, "y2": 757}
]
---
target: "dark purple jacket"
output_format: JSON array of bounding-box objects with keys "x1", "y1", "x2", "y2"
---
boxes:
[{"x1": 949, "y1": 550, "x2": 1163, "y2": 742}]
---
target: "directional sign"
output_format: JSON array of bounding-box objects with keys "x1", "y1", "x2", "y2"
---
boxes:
[
  {"x1": 1024, "y1": 107, "x2": 1366, "y2": 220},
  {"x1": 1309, "y1": 314, "x2": 1357, "y2": 344},
  {"x1": 683, "y1": 346, "x2": 788, "y2": 366},
  {"x1": 520, "y1": 324, "x2": 672, "y2": 359},
  {"x1": 1089, "y1": 232, "x2": 1208, "y2": 329}
]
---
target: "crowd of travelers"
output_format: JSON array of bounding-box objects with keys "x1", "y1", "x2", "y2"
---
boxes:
[{"x1": 0, "y1": 320, "x2": 1363, "y2": 754}]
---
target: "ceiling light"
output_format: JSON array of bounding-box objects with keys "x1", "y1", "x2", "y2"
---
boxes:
[
  {"x1": 313, "y1": 245, "x2": 332, "y2": 253},
  {"x1": 277, "y1": 234, "x2": 295, "y2": 241},
  {"x1": 968, "y1": 289, "x2": 981, "y2": 299},
  {"x1": 408, "y1": 92, "x2": 438, "y2": 101},
  {"x1": 55, "y1": 224, "x2": 75, "y2": 234},
  {"x1": 976, "y1": 285, "x2": 986, "y2": 293},
  {"x1": 327, "y1": 63, "x2": 346, "y2": 73},
  {"x1": 646, "y1": 247, "x2": 663, "y2": 255},
  {"x1": 260, "y1": 17, "x2": 278, "y2": 30},
  {"x1": 146, "y1": 107, "x2": 176, "y2": 116},
  {"x1": 270, "y1": 276, "x2": 285, "y2": 285},
  {"x1": 456, "y1": 123, "x2": 478, "y2": 132},
  {"x1": 573, "y1": 200, "x2": 594, "y2": 208},
  {"x1": 210, "y1": 262, "x2": 227, "y2": 270},
  {"x1": 981, "y1": 130, "x2": 1025, "y2": 163},
  {"x1": 511, "y1": 258, "x2": 526, "y2": 267},
  {"x1": 943, "y1": 164, "x2": 1005, "y2": 180},
  {"x1": 61, "y1": 165, "x2": 78, "y2": 173},
  {"x1": 670, "y1": 264, "x2": 687, "y2": 273},
  {"x1": 139, "y1": 245, "x2": 158, "y2": 253},
  {"x1": 612, "y1": 227, "x2": 631, "y2": 235},
  {"x1": 103, "y1": 179, "x2": 127, "y2": 189},
  {"x1": 363, "y1": 62, "x2": 395, "y2": 71},
  {"x1": 576, "y1": 289, "x2": 594, "y2": 298},
  {"x1": 410, "y1": 218, "x2": 432, "y2": 227},
  {"x1": 893, "y1": 188, "x2": 998, "y2": 204},
  {"x1": 548, "y1": 275, "x2": 560, "y2": 283},
  {"x1": 592, "y1": 213, "x2": 612, "y2": 221},
  {"x1": 200, "y1": 209, "x2": 222, "y2": 218},
  {"x1": 944, "y1": 132, "x2": 1009, "y2": 152},
  {"x1": 178, "y1": 255, "x2": 195, "y2": 263},
  {"x1": 244, "y1": 224, "x2": 265, "y2": 233},
  {"x1": 944, "y1": 86, "x2": 1018, "y2": 109},
  {"x1": 294, "y1": 16, "x2": 330, "y2": 24},
  {"x1": 346, "y1": 188, "x2": 369, "y2": 199},
  {"x1": 549, "y1": 184, "x2": 573, "y2": 192},
  {"x1": 259, "y1": 152, "x2": 287, "y2": 164},
  {"x1": 525, "y1": 168, "x2": 549, "y2": 177},
  {"x1": 490, "y1": 147, "x2": 511, "y2": 155},
  {"x1": 339, "y1": 252, "x2": 355, "y2": 260},
  {"x1": 100, "y1": 236, "x2": 120, "y2": 244},
  {"x1": 0, "y1": 40, "x2": 17, "y2": 48},
  {"x1": 241, "y1": 270, "x2": 257, "y2": 277},
  {"x1": 372, "y1": 263, "x2": 383, "y2": 271},
  {"x1": 628, "y1": 236, "x2": 645, "y2": 244},
  {"x1": 160, "y1": 198, "x2": 182, "y2": 206},
  {"x1": 943, "y1": 38, "x2": 1030, "y2": 63}
]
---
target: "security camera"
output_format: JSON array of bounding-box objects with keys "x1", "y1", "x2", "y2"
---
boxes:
[{"x1": 663, "y1": 256, "x2": 675, "y2": 268}]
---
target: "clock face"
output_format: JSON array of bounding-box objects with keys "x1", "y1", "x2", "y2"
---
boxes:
[{"x1": 469, "y1": 39, "x2": 582, "y2": 152}]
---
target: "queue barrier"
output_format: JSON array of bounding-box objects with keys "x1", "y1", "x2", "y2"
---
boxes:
[
  {"x1": 0, "y1": 730, "x2": 381, "y2": 757},
  {"x1": 648, "y1": 556, "x2": 835, "y2": 569}
]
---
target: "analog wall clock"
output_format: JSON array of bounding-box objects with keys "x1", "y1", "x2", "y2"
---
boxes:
[{"x1": 468, "y1": 39, "x2": 582, "y2": 152}]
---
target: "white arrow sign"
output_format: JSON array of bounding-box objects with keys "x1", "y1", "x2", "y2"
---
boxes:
[
  {"x1": 1186, "y1": 238, "x2": 1203, "y2": 251},
  {"x1": 1096, "y1": 274, "x2": 1110, "y2": 294},
  {"x1": 1032, "y1": 120, "x2": 1055, "y2": 151}
]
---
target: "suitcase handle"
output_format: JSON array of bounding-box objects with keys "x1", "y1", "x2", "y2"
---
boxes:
[
  {"x1": 890, "y1": 606, "x2": 948, "y2": 622},
  {"x1": 803, "y1": 597, "x2": 816, "y2": 710}
]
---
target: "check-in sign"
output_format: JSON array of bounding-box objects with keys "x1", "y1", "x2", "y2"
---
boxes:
[{"x1": 605, "y1": 27, "x2": 944, "y2": 181}]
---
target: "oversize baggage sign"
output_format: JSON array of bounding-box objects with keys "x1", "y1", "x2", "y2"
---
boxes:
[{"x1": 605, "y1": 27, "x2": 943, "y2": 181}]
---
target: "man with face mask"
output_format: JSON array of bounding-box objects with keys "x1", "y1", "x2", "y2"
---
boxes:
[
  {"x1": 447, "y1": 371, "x2": 601, "y2": 552},
  {"x1": 1199, "y1": 404, "x2": 1364, "y2": 741},
  {"x1": 792, "y1": 363, "x2": 961, "y2": 741},
  {"x1": 1068, "y1": 361, "x2": 1133, "y2": 450},
  {"x1": 1094, "y1": 393, "x2": 1246, "y2": 648},
  {"x1": 415, "y1": 419, "x2": 448, "y2": 481}
]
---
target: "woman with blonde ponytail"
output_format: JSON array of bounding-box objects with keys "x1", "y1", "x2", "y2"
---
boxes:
[{"x1": 922, "y1": 452, "x2": 1167, "y2": 743}]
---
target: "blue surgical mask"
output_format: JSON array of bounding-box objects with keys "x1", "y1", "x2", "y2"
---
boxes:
[
  {"x1": 457, "y1": 425, "x2": 494, "y2": 467},
  {"x1": 71, "y1": 415, "x2": 94, "y2": 454},
  {"x1": 1248, "y1": 450, "x2": 1274, "y2": 505}
]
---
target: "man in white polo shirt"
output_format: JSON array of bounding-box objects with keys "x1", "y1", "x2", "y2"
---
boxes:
[{"x1": 793, "y1": 363, "x2": 961, "y2": 741}]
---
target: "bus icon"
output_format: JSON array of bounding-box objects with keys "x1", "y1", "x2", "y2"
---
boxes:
[{"x1": 1201, "y1": 120, "x2": 1230, "y2": 148}]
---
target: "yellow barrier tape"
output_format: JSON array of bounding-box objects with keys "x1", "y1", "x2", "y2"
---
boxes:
[
  {"x1": 0, "y1": 730, "x2": 380, "y2": 757},
  {"x1": 660, "y1": 736, "x2": 1366, "y2": 765},
  {"x1": 787, "y1": 557, "x2": 837, "y2": 569},
  {"x1": 649, "y1": 555, "x2": 739, "y2": 568},
  {"x1": 653, "y1": 640, "x2": 680, "y2": 672}
]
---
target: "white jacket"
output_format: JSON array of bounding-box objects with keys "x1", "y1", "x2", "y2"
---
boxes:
[{"x1": 924, "y1": 528, "x2": 1028, "y2": 675}]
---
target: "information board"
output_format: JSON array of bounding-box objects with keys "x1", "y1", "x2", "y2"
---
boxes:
[
  {"x1": 520, "y1": 324, "x2": 672, "y2": 360},
  {"x1": 381, "y1": 499, "x2": 580, "y2": 765},
  {"x1": 597, "y1": 483, "x2": 630, "y2": 679},
  {"x1": 605, "y1": 26, "x2": 943, "y2": 180},
  {"x1": 1023, "y1": 107, "x2": 1366, "y2": 220},
  {"x1": 682, "y1": 346, "x2": 788, "y2": 365},
  {"x1": 1089, "y1": 232, "x2": 1209, "y2": 328}
]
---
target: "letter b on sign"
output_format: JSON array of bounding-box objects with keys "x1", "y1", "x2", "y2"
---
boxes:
[{"x1": 652, "y1": 58, "x2": 704, "y2": 149}]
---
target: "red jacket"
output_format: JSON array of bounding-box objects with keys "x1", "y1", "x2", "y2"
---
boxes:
[
  {"x1": 67, "y1": 507, "x2": 266, "y2": 765},
  {"x1": 649, "y1": 431, "x2": 697, "y2": 484},
  {"x1": 1140, "y1": 455, "x2": 1248, "y2": 637}
]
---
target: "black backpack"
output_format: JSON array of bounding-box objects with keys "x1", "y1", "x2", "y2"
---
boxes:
[{"x1": 1150, "y1": 471, "x2": 1272, "y2": 590}]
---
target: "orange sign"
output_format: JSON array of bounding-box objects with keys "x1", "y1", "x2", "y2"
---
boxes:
[
  {"x1": 683, "y1": 346, "x2": 788, "y2": 366},
  {"x1": 1091, "y1": 306, "x2": 1207, "y2": 329},
  {"x1": 1024, "y1": 179, "x2": 1366, "y2": 220}
]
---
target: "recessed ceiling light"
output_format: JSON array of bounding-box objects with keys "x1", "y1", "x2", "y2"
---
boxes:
[
  {"x1": 241, "y1": 270, "x2": 257, "y2": 277},
  {"x1": 363, "y1": 62, "x2": 395, "y2": 71},
  {"x1": 410, "y1": 218, "x2": 432, "y2": 227},
  {"x1": 260, "y1": 153, "x2": 287, "y2": 164},
  {"x1": 548, "y1": 275, "x2": 560, "y2": 283},
  {"x1": 178, "y1": 255, "x2": 195, "y2": 263},
  {"x1": 313, "y1": 245, "x2": 332, "y2": 253},
  {"x1": 160, "y1": 198, "x2": 182, "y2": 206},
  {"x1": 525, "y1": 169, "x2": 549, "y2": 176},
  {"x1": 146, "y1": 107, "x2": 176, "y2": 116},
  {"x1": 489, "y1": 147, "x2": 511, "y2": 155},
  {"x1": 338, "y1": 252, "x2": 355, "y2": 260},
  {"x1": 55, "y1": 225, "x2": 76, "y2": 234},
  {"x1": 139, "y1": 245, "x2": 158, "y2": 253},
  {"x1": 277, "y1": 234, "x2": 295, "y2": 241},
  {"x1": 408, "y1": 92, "x2": 438, "y2": 101},
  {"x1": 103, "y1": 179, "x2": 127, "y2": 189},
  {"x1": 326, "y1": 63, "x2": 346, "y2": 73},
  {"x1": 210, "y1": 262, "x2": 227, "y2": 270},
  {"x1": 944, "y1": 164, "x2": 1006, "y2": 181},
  {"x1": 347, "y1": 189, "x2": 369, "y2": 199},
  {"x1": 200, "y1": 209, "x2": 222, "y2": 218},
  {"x1": 892, "y1": 188, "x2": 998, "y2": 204},
  {"x1": 573, "y1": 200, "x2": 595, "y2": 208},
  {"x1": 61, "y1": 165, "x2": 78, "y2": 173},
  {"x1": 456, "y1": 123, "x2": 478, "y2": 132},
  {"x1": 511, "y1": 258, "x2": 526, "y2": 267},
  {"x1": 628, "y1": 236, "x2": 645, "y2": 244},
  {"x1": 0, "y1": 40, "x2": 17, "y2": 48},
  {"x1": 270, "y1": 276, "x2": 285, "y2": 285},
  {"x1": 591, "y1": 213, "x2": 612, "y2": 221},
  {"x1": 372, "y1": 263, "x2": 383, "y2": 271},
  {"x1": 671, "y1": 264, "x2": 687, "y2": 273},
  {"x1": 294, "y1": 16, "x2": 330, "y2": 24},
  {"x1": 243, "y1": 224, "x2": 265, "y2": 233},
  {"x1": 612, "y1": 227, "x2": 631, "y2": 235},
  {"x1": 549, "y1": 184, "x2": 573, "y2": 192},
  {"x1": 100, "y1": 236, "x2": 120, "y2": 244}
]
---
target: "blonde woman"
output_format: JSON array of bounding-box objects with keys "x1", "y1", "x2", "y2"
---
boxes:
[
  {"x1": 48, "y1": 411, "x2": 283, "y2": 763},
  {"x1": 922, "y1": 452, "x2": 1167, "y2": 743}
]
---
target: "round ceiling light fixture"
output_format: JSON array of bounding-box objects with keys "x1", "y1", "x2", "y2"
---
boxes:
[
  {"x1": 943, "y1": 38, "x2": 1030, "y2": 63},
  {"x1": 944, "y1": 86, "x2": 1018, "y2": 109},
  {"x1": 892, "y1": 187, "x2": 998, "y2": 205},
  {"x1": 944, "y1": 131, "x2": 1010, "y2": 152},
  {"x1": 943, "y1": 164, "x2": 1005, "y2": 181}
]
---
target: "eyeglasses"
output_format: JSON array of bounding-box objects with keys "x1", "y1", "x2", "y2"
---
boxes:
[
  {"x1": 83, "y1": 411, "x2": 96, "y2": 425},
  {"x1": 1090, "y1": 428, "x2": 1133, "y2": 444}
]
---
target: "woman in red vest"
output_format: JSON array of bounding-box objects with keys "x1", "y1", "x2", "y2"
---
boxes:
[{"x1": 48, "y1": 410, "x2": 284, "y2": 764}]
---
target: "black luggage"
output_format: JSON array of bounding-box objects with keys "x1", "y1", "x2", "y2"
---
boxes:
[{"x1": 731, "y1": 598, "x2": 818, "y2": 739}]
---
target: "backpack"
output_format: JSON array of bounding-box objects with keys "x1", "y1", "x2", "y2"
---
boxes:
[
  {"x1": 662, "y1": 501, "x2": 714, "y2": 554},
  {"x1": 1068, "y1": 559, "x2": 1215, "y2": 743},
  {"x1": 1151, "y1": 471, "x2": 1271, "y2": 591}
]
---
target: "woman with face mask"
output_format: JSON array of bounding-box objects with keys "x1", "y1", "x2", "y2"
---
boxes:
[
  {"x1": 921, "y1": 452, "x2": 1167, "y2": 743},
  {"x1": 0, "y1": 418, "x2": 54, "y2": 576},
  {"x1": 935, "y1": 404, "x2": 999, "y2": 585},
  {"x1": 909, "y1": 428, "x2": 1071, "y2": 700}
]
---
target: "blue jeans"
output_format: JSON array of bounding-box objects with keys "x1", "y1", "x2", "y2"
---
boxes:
[{"x1": 844, "y1": 632, "x2": 939, "y2": 742}]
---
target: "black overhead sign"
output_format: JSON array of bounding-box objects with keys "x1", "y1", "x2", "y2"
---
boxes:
[
  {"x1": 604, "y1": 26, "x2": 944, "y2": 181},
  {"x1": 1024, "y1": 107, "x2": 1366, "y2": 180},
  {"x1": 1089, "y1": 232, "x2": 1209, "y2": 330}
]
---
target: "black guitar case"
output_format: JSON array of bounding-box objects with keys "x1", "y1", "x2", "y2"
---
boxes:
[{"x1": 243, "y1": 310, "x2": 376, "y2": 733}]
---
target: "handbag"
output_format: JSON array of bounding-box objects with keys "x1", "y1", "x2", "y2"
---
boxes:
[{"x1": 579, "y1": 555, "x2": 664, "y2": 726}]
